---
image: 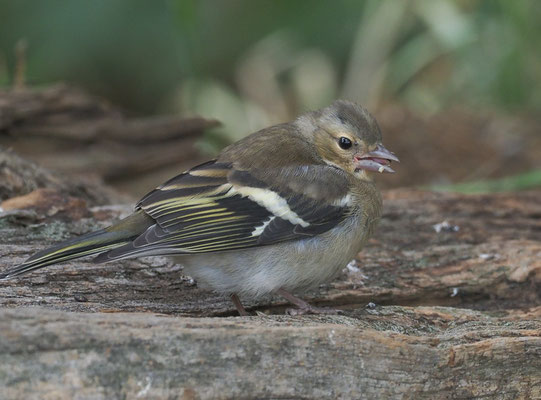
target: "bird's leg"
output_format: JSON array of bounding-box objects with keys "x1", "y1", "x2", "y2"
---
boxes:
[
  {"x1": 277, "y1": 288, "x2": 343, "y2": 315},
  {"x1": 230, "y1": 293, "x2": 249, "y2": 316}
]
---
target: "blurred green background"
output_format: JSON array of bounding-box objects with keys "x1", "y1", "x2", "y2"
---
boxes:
[{"x1": 1, "y1": 0, "x2": 540, "y2": 192}]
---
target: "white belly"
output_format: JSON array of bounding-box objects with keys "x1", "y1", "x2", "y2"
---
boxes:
[{"x1": 177, "y1": 214, "x2": 372, "y2": 299}]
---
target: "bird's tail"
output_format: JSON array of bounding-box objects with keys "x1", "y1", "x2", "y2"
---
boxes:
[{"x1": 0, "y1": 211, "x2": 153, "y2": 280}]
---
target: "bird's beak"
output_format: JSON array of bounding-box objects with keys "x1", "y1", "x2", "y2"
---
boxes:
[{"x1": 354, "y1": 144, "x2": 399, "y2": 173}]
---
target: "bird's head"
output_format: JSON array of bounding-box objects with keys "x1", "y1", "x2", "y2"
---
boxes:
[{"x1": 297, "y1": 100, "x2": 399, "y2": 179}]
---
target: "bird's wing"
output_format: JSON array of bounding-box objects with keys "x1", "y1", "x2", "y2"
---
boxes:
[{"x1": 96, "y1": 160, "x2": 353, "y2": 261}]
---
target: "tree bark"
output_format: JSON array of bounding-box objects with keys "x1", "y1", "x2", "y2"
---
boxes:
[{"x1": 1, "y1": 155, "x2": 540, "y2": 399}]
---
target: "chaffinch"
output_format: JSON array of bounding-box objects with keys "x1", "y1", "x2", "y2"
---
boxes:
[{"x1": 1, "y1": 100, "x2": 398, "y2": 315}]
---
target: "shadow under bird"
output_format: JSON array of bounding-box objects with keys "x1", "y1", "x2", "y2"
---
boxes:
[{"x1": 1, "y1": 100, "x2": 398, "y2": 315}]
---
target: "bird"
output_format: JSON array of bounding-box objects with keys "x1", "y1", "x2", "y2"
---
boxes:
[{"x1": 0, "y1": 100, "x2": 398, "y2": 316}]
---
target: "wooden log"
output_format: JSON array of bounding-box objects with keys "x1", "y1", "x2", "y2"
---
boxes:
[
  {"x1": 0, "y1": 84, "x2": 219, "y2": 194},
  {"x1": 0, "y1": 147, "x2": 121, "y2": 206},
  {"x1": 1, "y1": 306, "x2": 539, "y2": 399}
]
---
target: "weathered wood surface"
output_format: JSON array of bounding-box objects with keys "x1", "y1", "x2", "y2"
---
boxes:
[
  {"x1": 2, "y1": 306, "x2": 540, "y2": 400},
  {"x1": 0, "y1": 154, "x2": 540, "y2": 398}
]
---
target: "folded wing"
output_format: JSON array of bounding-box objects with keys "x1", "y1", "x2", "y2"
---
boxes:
[{"x1": 95, "y1": 160, "x2": 353, "y2": 262}]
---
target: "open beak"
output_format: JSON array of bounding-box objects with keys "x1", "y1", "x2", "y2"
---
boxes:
[{"x1": 354, "y1": 143, "x2": 399, "y2": 173}]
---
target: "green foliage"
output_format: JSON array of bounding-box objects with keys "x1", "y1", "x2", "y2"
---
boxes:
[{"x1": 0, "y1": 0, "x2": 539, "y2": 114}]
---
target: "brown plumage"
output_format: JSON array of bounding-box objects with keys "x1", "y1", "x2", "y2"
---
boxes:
[{"x1": 1, "y1": 100, "x2": 398, "y2": 315}]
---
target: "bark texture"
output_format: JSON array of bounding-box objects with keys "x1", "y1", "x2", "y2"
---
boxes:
[
  {"x1": 2, "y1": 307, "x2": 540, "y2": 400},
  {"x1": 0, "y1": 154, "x2": 540, "y2": 399}
]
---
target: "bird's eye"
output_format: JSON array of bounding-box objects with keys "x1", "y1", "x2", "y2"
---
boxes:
[{"x1": 338, "y1": 137, "x2": 352, "y2": 149}]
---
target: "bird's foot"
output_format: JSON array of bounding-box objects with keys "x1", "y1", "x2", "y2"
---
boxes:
[{"x1": 277, "y1": 288, "x2": 343, "y2": 316}]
